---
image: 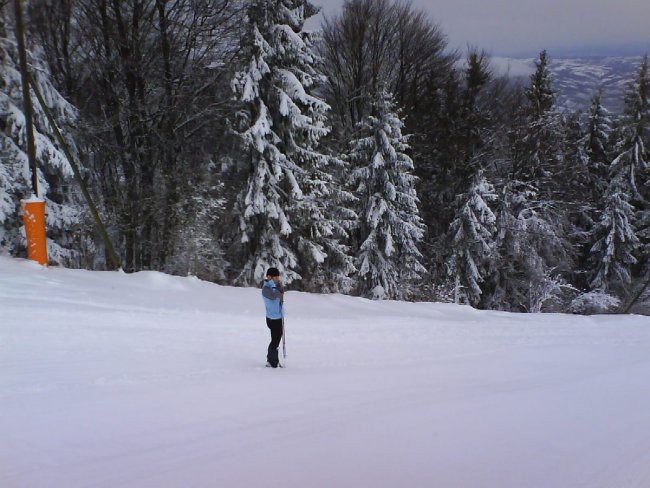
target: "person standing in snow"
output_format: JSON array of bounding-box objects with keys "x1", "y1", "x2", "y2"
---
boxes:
[{"x1": 261, "y1": 267, "x2": 284, "y2": 368}]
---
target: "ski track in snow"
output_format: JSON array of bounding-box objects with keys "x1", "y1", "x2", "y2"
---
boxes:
[{"x1": 1, "y1": 257, "x2": 650, "y2": 488}]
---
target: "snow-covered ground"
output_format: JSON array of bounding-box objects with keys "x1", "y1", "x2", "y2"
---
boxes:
[{"x1": 1, "y1": 256, "x2": 650, "y2": 488}]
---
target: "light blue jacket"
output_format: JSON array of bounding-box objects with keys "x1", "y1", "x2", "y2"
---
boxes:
[{"x1": 261, "y1": 279, "x2": 284, "y2": 319}]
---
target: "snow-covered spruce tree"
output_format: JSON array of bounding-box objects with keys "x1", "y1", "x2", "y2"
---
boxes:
[
  {"x1": 485, "y1": 181, "x2": 573, "y2": 312},
  {"x1": 231, "y1": 0, "x2": 352, "y2": 287},
  {"x1": 454, "y1": 49, "x2": 492, "y2": 188},
  {"x1": 485, "y1": 50, "x2": 574, "y2": 311},
  {"x1": 563, "y1": 113, "x2": 592, "y2": 207},
  {"x1": 560, "y1": 113, "x2": 599, "y2": 291},
  {"x1": 610, "y1": 55, "x2": 649, "y2": 202},
  {"x1": 293, "y1": 162, "x2": 357, "y2": 292},
  {"x1": 285, "y1": 42, "x2": 356, "y2": 292},
  {"x1": 606, "y1": 55, "x2": 650, "y2": 295},
  {"x1": 560, "y1": 92, "x2": 613, "y2": 292},
  {"x1": 588, "y1": 173, "x2": 639, "y2": 295},
  {"x1": 584, "y1": 91, "x2": 613, "y2": 195},
  {"x1": 482, "y1": 182, "x2": 526, "y2": 311},
  {"x1": 0, "y1": 31, "x2": 83, "y2": 265},
  {"x1": 525, "y1": 50, "x2": 555, "y2": 119},
  {"x1": 517, "y1": 50, "x2": 565, "y2": 187},
  {"x1": 448, "y1": 170, "x2": 497, "y2": 306},
  {"x1": 349, "y1": 91, "x2": 426, "y2": 300},
  {"x1": 560, "y1": 95, "x2": 615, "y2": 295}
]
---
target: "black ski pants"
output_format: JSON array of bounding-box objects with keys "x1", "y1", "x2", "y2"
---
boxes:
[{"x1": 266, "y1": 317, "x2": 283, "y2": 367}]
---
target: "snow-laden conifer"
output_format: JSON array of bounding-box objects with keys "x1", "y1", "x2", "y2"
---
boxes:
[
  {"x1": 610, "y1": 56, "x2": 650, "y2": 273},
  {"x1": 589, "y1": 175, "x2": 639, "y2": 294},
  {"x1": 584, "y1": 91, "x2": 613, "y2": 192},
  {"x1": 448, "y1": 170, "x2": 497, "y2": 306},
  {"x1": 610, "y1": 56, "x2": 649, "y2": 201},
  {"x1": 487, "y1": 51, "x2": 574, "y2": 311},
  {"x1": 517, "y1": 50, "x2": 564, "y2": 185},
  {"x1": 560, "y1": 112, "x2": 601, "y2": 291},
  {"x1": 292, "y1": 160, "x2": 357, "y2": 292},
  {"x1": 232, "y1": 0, "x2": 349, "y2": 287},
  {"x1": 349, "y1": 91, "x2": 426, "y2": 300},
  {"x1": 560, "y1": 93, "x2": 612, "y2": 290},
  {"x1": 0, "y1": 36, "x2": 81, "y2": 264},
  {"x1": 485, "y1": 180, "x2": 572, "y2": 312},
  {"x1": 563, "y1": 114, "x2": 591, "y2": 203},
  {"x1": 525, "y1": 50, "x2": 555, "y2": 120}
]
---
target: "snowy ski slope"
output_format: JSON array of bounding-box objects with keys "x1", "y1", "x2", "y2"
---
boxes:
[{"x1": 1, "y1": 256, "x2": 650, "y2": 487}]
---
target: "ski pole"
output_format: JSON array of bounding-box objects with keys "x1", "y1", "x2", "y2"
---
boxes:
[{"x1": 282, "y1": 317, "x2": 286, "y2": 359}]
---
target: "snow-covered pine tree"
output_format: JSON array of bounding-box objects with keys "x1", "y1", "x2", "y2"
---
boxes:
[
  {"x1": 563, "y1": 113, "x2": 591, "y2": 203},
  {"x1": 349, "y1": 91, "x2": 426, "y2": 300},
  {"x1": 587, "y1": 57, "x2": 649, "y2": 299},
  {"x1": 485, "y1": 180, "x2": 572, "y2": 312},
  {"x1": 231, "y1": 0, "x2": 350, "y2": 287},
  {"x1": 293, "y1": 159, "x2": 357, "y2": 292},
  {"x1": 589, "y1": 174, "x2": 639, "y2": 295},
  {"x1": 584, "y1": 91, "x2": 613, "y2": 195},
  {"x1": 231, "y1": 0, "x2": 299, "y2": 285},
  {"x1": 0, "y1": 29, "x2": 82, "y2": 265},
  {"x1": 610, "y1": 55, "x2": 649, "y2": 202},
  {"x1": 483, "y1": 181, "x2": 527, "y2": 311},
  {"x1": 448, "y1": 170, "x2": 497, "y2": 306},
  {"x1": 525, "y1": 50, "x2": 554, "y2": 120},
  {"x1": 517, "y1": 50, "x2": 564, "y2": 185},
  {"x1": 278, "y1": 3, "x2": 356, "y2": 293},
  {"x1": 561, "y1": 92, "x2": 613, "y2": 291},
  {"x1": 560, "y1": 113, "x2": 598, "y2": 291},
  {"x1": 456, "y1": 48, "x2": 492, "y2": 185},
  {"x1": 610, "y1": 55, "x2": 650, "y2": 277},
  {"x1": 486, "y1": 50, "x2": 574, "y2": 311}
]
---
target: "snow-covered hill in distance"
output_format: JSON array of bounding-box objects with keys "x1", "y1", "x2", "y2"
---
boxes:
[
  {"x1": 1, "y1": 256, "x2": 650, "y2": 487},
  {"x1": 492, "y1": 55, "x2": 645, "y2": 113}
]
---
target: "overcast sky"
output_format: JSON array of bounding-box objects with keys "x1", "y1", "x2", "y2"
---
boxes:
[{"x1": 313, "y1": 0, "x2": 650, "y2": 57}]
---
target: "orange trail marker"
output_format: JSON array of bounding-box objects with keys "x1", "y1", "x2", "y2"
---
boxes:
[{"x1": 21, "y1": 197, "x2": 48, "y2": 266}]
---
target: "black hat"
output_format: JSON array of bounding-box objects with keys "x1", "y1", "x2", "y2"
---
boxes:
[{"x1": 266, "y1": 267, "x2": 280, "y2": 277}]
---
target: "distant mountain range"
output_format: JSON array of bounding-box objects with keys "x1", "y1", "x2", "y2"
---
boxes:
[{"x1": 492, "y1": 56, "x2": 645, "y2": 114}]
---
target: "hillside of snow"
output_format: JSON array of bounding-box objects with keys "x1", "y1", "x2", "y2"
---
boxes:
[
  {"x1": 493, "y1": 55, "x2": 644, "y2": 113},
  {"x1": 1, "y1": 256, "x2": 650, "y2": 488}
]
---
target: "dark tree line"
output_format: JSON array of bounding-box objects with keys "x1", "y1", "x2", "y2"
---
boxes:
[
  {"x1": 26, "y1": 0, "x2": 243, "y2": 273},
  {"x1": 1, "y1": 0, "x2": 648, "y2": 312}
]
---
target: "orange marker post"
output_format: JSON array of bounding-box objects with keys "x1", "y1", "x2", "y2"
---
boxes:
[{"x1": 21, "y1": 197, "x2": 48, "y2": 266}]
